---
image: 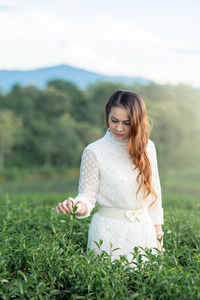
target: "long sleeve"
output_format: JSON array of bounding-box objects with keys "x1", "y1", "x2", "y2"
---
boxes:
[
  {"x1": 73, "y1": 147, "x2": 100, "y2": 219},
  {"x1": 148, "y1": 142, "x2": 164, "y2": 225}
]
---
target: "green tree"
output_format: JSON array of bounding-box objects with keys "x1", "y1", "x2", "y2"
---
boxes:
[
  {"x1": 75, "y1": 121, "x2": 103, "y2": 146},
  {"x1": 145, "y1": 84, "x2": 200, "y2": 182},
  {"x1": 31, "y1": 117, "x2": 58, "y2": 166},
  {"x1": 86, "y1": 81, "x2": 126, "y2": 127},
  {"x1": 32, "y1": 113, "x2": 84, "y2": 167},
  {"x1": 4, "y1": 84, "x2": 39, "y2": 125},
  {"x1": 35, "y1": 85, "x2": 70, "y2": 118},
  {"x1": 52, "y1": 113, "x2": 83, "y2": 167},
  {"x1": 0, "y1": 110, "x2": 22, "y2": 171},
  {"x1": 47, "y1": 80, "x2": 89, "y2": 122}
]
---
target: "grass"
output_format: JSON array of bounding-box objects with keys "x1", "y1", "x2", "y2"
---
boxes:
[
  {"x1": 0, "y1": 193, "x2": 199, "y2": 299},
  {"x1": 160, "y1": 164, "x2": 200, "y2": 197},
  {"x1": 0, "y1": 177, "x2": 78, "y2": 195},
  {"x1": 1, "y1": 161, "x2": 200, "y2": 197}
]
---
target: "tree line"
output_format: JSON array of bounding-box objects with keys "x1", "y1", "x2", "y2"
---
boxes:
[{"x1": 0, "y1": 79, "x2": 199, "y2": 176}]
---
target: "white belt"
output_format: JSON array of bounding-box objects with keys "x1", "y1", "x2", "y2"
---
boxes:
[{"x1": 98, "y1": 205, "x2": 149, "y2": 222}]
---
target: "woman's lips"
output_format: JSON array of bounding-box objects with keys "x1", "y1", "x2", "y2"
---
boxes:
[{"x1": 115, "y1": 133, "x2": 124, "y2": 137}]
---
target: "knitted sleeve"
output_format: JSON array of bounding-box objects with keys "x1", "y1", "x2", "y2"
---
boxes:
[
  {"x1": 73, "y1": 147, "x2": 99, "y2": 219},
  {"x1": 148, "y1": 142, "x2": 164, "y2": 225}
]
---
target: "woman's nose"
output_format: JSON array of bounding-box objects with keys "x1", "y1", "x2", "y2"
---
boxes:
[{"x1": 116, "y1": 123, "x2": 123, "y2": 131}]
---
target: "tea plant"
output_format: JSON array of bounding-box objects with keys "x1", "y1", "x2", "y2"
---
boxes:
[{"x1": 0, "y1": 194, "x2": 199, "y2": 299}]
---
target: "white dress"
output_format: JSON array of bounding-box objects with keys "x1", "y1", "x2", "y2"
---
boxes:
[{"x1": 74, "y1": 129, "x2": 164, "y2": 265}]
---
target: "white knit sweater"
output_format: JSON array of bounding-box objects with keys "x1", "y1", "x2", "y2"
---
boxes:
[{"x1": 74, "y1": 129, "x2": 164, "y2": 225}]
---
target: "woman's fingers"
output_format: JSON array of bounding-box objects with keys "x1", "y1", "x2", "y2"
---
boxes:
[
  {"x1": 56, "y1": 198, "x2": 75, "y2": 214},
  {"x1": 58, "y1": 202, "x2": 67, "y2": 214},
  {"x1": 62, "y1": 199, "x2": 70, "y2": 212},
  {"x1": 67, "y1": 197, "x2": 75, "y2": 213},
  {"x1": 56, "y1": 206, "x2": 59, "y2": 214}
]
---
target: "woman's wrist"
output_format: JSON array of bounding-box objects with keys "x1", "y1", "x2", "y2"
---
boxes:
[
  {"x1": 156, "y1": 230, "x2": 164, "y2": 237},
  {"x1": 154, "y1": 225, "x2": 164, "y2": 251},
  {"x1": 75, "y1": 202, "x2": 87, "y2": 216},
  {"x1": 154, "y1": 225, "x2": 164, "y2": 237}
]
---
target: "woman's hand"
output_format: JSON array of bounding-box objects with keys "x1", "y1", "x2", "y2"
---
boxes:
[
  {"x1": 156, "y1": 236, "x2": 164, "y2": 252},
  {"x1": 154, "y1": 225, "x2": 165, "y2": 252},
  {"x1": 56, "y1": 197, "x2": 87, "y2": 216}
]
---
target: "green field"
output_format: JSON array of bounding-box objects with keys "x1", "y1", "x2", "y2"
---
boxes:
[{"x1": 0, "y1": 169, "x2": 200, "y2": 299}]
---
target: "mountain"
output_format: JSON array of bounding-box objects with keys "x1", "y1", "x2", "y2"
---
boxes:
[{"x1": 0, "y1": 64, "x2": 151, "y2": 92}]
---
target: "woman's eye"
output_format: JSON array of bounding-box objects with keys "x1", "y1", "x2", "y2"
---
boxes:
[{"x1": 111, "y1": 119, "x2": 130, "y2": 125}]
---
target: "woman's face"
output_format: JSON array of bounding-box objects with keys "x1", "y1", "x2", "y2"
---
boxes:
[{"x1": 108, "y1": 106, "x2": 131, "y2": 140}]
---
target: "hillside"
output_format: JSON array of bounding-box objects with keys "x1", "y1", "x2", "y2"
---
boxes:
[{"x1": 0, "y1": 64, "x2": 151, "y2": 92}]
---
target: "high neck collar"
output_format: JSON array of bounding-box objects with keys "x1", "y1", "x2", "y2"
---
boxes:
[{"x1": 104, "y1": 129, "x2": 128, "y2": 147}]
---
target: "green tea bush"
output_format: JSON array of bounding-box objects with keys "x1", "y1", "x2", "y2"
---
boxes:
[{"x1": 0, "y1": 194, "x2": 199, "y2": 299}]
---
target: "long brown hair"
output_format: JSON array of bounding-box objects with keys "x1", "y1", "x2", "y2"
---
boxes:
[{"x1": 105, "y1": 90, "x2": 157, "y2": 206}]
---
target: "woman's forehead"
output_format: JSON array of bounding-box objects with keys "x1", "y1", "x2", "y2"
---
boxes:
[{"x1": 109, "y1": 106, "x2": 130, "y2": 120}]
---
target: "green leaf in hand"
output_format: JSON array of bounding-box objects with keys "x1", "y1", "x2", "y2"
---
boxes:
[{"x1": 70, "y1": 199, "x2": 80, "y2": 214}]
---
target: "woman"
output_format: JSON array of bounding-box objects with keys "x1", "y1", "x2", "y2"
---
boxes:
[{"x1": 56, "y1": 90, "x2": 164, "y2": 265}]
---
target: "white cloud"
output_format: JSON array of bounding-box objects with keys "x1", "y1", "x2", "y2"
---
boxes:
[
  {"x1": 0, "y1": 0, "x2": 199, "y2": 86},
  {"x1": 0, "y1": 0, "x2": 21, "y2": 9}
]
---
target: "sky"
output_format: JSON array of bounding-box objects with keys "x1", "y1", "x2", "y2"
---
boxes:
[{"x1": 0, "y1": 0, "x2": 200, "y2": 87}]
